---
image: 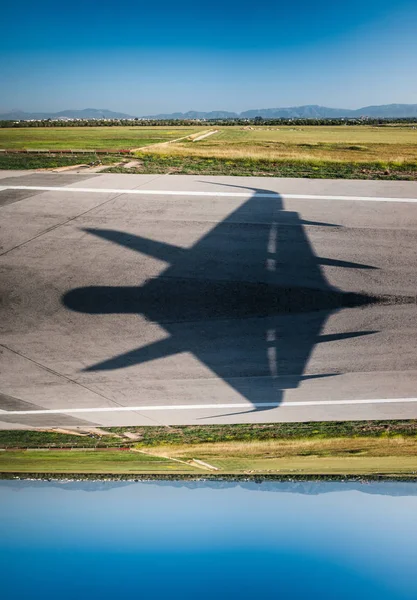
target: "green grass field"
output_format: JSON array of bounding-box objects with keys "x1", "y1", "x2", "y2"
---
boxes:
[
  {"x1": 0, "y1": 126, "x2": 200, "y2": 150},
  {"x1": 0, "y1": 450, "x2": 196, "y2": 474},
  {"x1": 1, "y1": 125, "x2": 416, "y2": 162},
  {"x1": 1, "y1": 446, "x2": 415, "y2": 476},
  {"x1": 1, "y1": 124, "x2": 417, "y2": 179}
]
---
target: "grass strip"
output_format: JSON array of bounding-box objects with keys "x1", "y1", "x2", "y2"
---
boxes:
[
  {"x1": 105, "y1": 153, "x2": 417, "y2": 180},
  {"x1": 2, "y1": 421, "x2": 417, "y2": 449},
  {"x1": 106, "y1": 420, "x2": 417, "y2": 446},
  {"x1": 0, "y1": 429, "x2": 130, "y2": 448},
  {"x1": 1, "y1": 151, "x2": 416, "y2": 180},
  {"x1": 0, "y1": 153, "x2": 119, "y2": 170}
]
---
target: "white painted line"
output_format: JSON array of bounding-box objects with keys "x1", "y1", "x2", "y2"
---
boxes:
[
  {"x1": 285, "y1": 193, "x2": 417, "y2": 203},
  {"x1": 266, "y1": 329, "x2": 276, "y2": 343},
  {"x1": 266, "y1": 257, "x2": 276, "y2": 271},
  {"x1": 268, "y1": 222, "x2": 277, "y2": 253},
  {"x1": 2, "y1": 185, "x2": 417, "y2": 203},
  {"x1": 4, "y1": 185, "x2": 280, "y2": 197},
  {"x1": 1, "y1": 397, "x2": 417, "y2": 416},
  {"x1": 267, "y1": 347, "x2": 278, "y2": 378}
]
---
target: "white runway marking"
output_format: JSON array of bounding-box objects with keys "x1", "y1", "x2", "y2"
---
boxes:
[
  {"x1": 268, "y1": 222, "x2": 277, "y2": 253},
  {"x1": 3, "y1": 185, "x2": 417, "y2": 203},
  {"x1": 2, "y1": 397, "x2": 417, "y2": 415},
  {"x1": 267, "y1": 347, "x2": 278, "y2": 378}
]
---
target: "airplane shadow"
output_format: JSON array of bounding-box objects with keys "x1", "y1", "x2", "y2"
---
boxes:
[{"x1": 62, "y1": 184, "x2": 379, "y2": 416}]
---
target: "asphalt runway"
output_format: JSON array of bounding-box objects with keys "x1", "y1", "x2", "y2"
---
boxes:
[{"x1": 1, "y1": 170, "x2": 417, "y2": 428}]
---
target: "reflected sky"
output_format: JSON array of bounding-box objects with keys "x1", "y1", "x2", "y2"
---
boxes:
[{"x1": 1, "y1": 480, "x2": 417, "y2": 599}]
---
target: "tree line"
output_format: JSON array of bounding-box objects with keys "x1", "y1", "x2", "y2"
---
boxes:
[{"x1": 1, "y1": 117, "x2": 417, "y2": 128}]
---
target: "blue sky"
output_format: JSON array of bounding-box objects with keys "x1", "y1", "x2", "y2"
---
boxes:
[
  {"x1": 2, "y1": 481, "x2": 417, "y2": 599},
  {"x1": 1, "y1": 0, "x2": 417, "y2": 114}
]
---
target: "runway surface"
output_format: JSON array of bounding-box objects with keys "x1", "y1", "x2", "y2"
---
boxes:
[{"x1": 1, "y1": 170, "x2": 417, "y2": 428}]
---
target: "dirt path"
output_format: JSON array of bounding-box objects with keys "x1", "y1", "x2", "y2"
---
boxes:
[
  {"x1": 131, "y1": 448, "x2": 214, "y2": 471},
  {"x1": 192, "y1": 130, "x2": 219, "y2": 142},
  {"x1": 136, "y1": 130, "x2": 214, "y2": 153}
]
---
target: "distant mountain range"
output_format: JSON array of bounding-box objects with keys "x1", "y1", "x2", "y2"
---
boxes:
[
  {"x1": 1, "y1": 104, "x2": 417, "y2": 121},
  {"x1": 144, "y1": 104, "x2": 417, "y2": 119},
  {"x1": 5, "y1": 479, "x2": 417, "y2": 497},
  {"x1": 0, "y1": 108, "x2": 136, "y2": 120}
]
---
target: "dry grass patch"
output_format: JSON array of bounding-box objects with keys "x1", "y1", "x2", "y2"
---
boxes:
[
  {"x1": 141, "y1": 125, "x2": 417, "y2": 163},
  {"x1": 141, "y1": 437, "x2": 417, "y2": 475},
  {"x1": 143, "y1": 141, "x2": 417, "y2": 163},
  {"x1": 143, "y1": 437, "x2": 417, "y2": 461},
  {"x1": 212, "y1": 456, "x2": 417, "y2": 475}
]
